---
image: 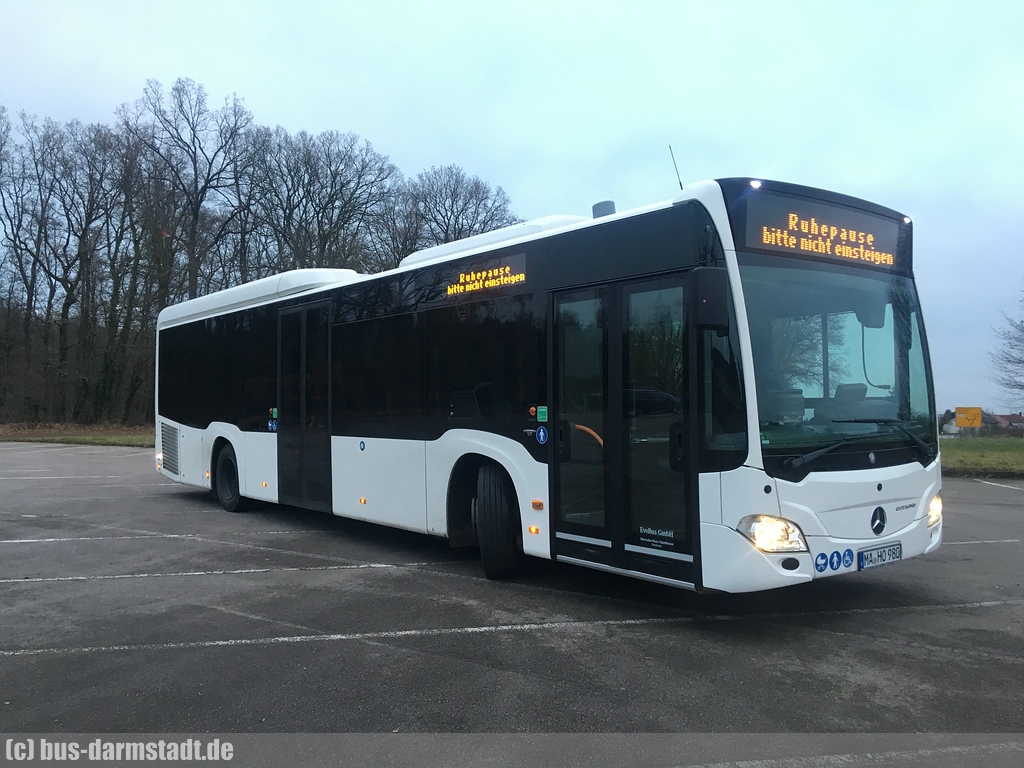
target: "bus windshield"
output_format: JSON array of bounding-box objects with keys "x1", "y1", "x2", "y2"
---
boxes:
[{"x1": 737, "y1": 252, "x2": 936, "y2": 477}]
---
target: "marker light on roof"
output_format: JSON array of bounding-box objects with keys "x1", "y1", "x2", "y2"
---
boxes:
[
  {"x1": 750, "y1": 180, "x2": 762, "y2": 189},
  {"x1": 904, "y1": 217, "x2": 912, "y2": 224}
]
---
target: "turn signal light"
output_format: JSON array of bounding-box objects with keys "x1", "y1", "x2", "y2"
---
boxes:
[
  {"x1": 528, "y1": 526, "x2": 540, "y2": 535},
  {"x1": 532, "y1": 500, "x2": 544, "y2": 510}
]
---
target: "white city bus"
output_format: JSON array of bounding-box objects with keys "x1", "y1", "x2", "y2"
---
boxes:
[{"x1": 155, "y1": 178, "x2": 942, "y2": 593}]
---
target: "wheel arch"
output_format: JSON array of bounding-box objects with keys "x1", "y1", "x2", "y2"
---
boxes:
[
  {"x1": 208, "y1": 434, "x2": 232, "y2": 492},
  {"x1": 428, "y1": 430, "x2": 550, "y2": 559},
  {"x1": 446, "y1": 453, "x2": 523, "y2": 549}
]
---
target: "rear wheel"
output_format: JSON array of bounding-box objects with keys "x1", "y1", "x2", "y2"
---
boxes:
[
  {"x1": 215, "y1": 444, "x2": 249, "y2": 513},
  {"x1": 476, "y1": 464, "x2": 521, "y2": 579}
]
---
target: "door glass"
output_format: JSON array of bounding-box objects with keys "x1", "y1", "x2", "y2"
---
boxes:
[
  {"x1": 305, "y1": 306, "x2": 331, "y2": 505},
  {"x1": 625, "y1": 282, "x2": 689, "y2": 553},
  {"x1": 279, "y1": 306, "x2": 331, "y2": 508},
  {"x1": 279, "y1": 311, "x2": 303, "y2": 502},
  {"x1": 555, "y1": 291, "x2": 607, "y2": 532}
]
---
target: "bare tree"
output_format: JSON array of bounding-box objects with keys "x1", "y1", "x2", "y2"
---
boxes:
[
  {"x1": 120, "y1": 78, "x2": 252, "y2": 301},
  {"x1": 411, "y1": 164, "x2": 522, "y2": 246},
  {"x1": 93, "y1": 127, "x2": 156, "y2": 422},
  {"x1": 991, "y1": 296, "x2": 1024, "y2": 405},
  {"x1": 363, "y1": 178, "x2": 424, "y2": 272},
  {"x1": 0, "y1": 106, "x2": 14, "y2": 414},
  {"x1": 251, "y1": 126, "x2": 397, "y2": 272},
  {"x1": 0, "y1": 114, "x2": 67, "y2": 418},
  {"x1": 0, "y1": 79, "x2": 524, "y2": 425},
  {"x1": 43, "y1": 121, "x2": 134, "y2": 420}
]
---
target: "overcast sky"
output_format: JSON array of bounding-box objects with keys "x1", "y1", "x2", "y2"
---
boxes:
[{"x1": 1, "y1": 0, "x2": 1021, "y2": 413}]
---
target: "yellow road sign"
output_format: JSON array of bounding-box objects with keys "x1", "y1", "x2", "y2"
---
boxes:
[{"x1": 955, "y1": 407, "x2": 982, "y2": 427}]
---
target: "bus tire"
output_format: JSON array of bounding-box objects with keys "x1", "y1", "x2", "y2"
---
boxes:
[
  {"x1": 476, "y1": 464, "x2": 520, "y2": 579},
  {"x1": 215, "y1": 443, "x2": 249, "y2": 513}
]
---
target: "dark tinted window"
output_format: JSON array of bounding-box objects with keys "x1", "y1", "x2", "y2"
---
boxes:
[
  {"x1": 333, "y1": 312, "x2": 423, "y2": 436},
  {"x1": 158, "y1": 305, "x2": 278, "y2": 431}
]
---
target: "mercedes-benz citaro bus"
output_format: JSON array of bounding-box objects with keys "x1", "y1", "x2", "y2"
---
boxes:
[{"x1": 155, "y1": 177, "x2": 942, "y2": 593}]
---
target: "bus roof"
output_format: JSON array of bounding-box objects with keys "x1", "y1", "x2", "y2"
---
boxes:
[
  {"x1": 158, "y1": 177, "x2": 906, "y2": 328},
  {"x1": 157, "y1": 268, "x2": 364, "y2": 329}
]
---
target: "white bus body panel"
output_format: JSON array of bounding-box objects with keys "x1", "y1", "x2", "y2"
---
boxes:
[
  {"x1": 774, "y1": 461, "x2": 941, "y2": 539},
  {"x1": 425, "y1": 430, "x2": 550, "y2": 560},
  {"x1": 201, "y1": 423, "x2": 247, "y2": 493},
  {"x1": 158, "y1": 421, "x2": 277, "y2": 503},
  {"x1": 242, "y1": 431, "x2": 278, "y2": 502},
  {"x1": 179, "y1": 424, "x2": 209, "y2": 489},
  {"x1": 702, "y1": 461, "x2": 942, "y2": 593},
  {"x1": 331, "y1": 437, "x2": 428, "y2": 533},
  {"x1": 156, "y1": 421, "x2": 207, "y2": 489}
]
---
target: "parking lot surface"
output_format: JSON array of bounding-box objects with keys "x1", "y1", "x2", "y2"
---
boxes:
[{"x1": 1, "y1": 443, "x2": 1022, "y2": 754}]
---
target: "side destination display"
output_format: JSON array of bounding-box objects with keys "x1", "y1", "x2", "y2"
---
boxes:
[
  {"x1": 444, "y1": 252, "x2": 526, "y2": 297},
  {"x1": 744, "y1": 190, "x2": 900, "y2": 269}
]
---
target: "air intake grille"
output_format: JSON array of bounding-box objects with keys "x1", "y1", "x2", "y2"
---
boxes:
[{"x1": 161, "y1": 422, "x2": 179, "y2": 476}]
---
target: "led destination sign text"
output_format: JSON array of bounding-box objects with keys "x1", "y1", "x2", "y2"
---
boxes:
[
  {"x1": 444, "y1": 252, "x2": 527, "y2": 297},
  {"x1": 446, "y1": 265, "x2": 525, "y2": 296},
  {"x1": 745, "y1": 191, "x2": 901, "y2": 269},
  {"x1": 761, "y1": 213, "x2": 893, "y2": 266}
]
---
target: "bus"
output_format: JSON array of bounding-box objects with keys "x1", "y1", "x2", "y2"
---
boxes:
[{"x1": 155, "y1": 177, "x2": 942, "y2": 593}]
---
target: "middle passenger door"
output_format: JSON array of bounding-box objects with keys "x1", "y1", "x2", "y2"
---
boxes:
[{"x1": 552, "y1": 273, "x2": 697, "y2": 587}]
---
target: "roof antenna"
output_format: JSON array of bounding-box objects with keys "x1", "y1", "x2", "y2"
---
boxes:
[{"x1": 668, "y1": 145, "x2": 683, "y2": 191}]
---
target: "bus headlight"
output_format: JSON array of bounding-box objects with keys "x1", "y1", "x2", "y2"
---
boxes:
[
  {"x1": 737, "y1": 515, "x2": 808, "y2": 553},
  {"x1": 927, "y1": 495, "x2": 942, "y2": 527}
]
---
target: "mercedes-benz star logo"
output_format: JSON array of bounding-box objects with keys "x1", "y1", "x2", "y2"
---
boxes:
[{"x1": 871, "y1": 506, "x2": 887, "y2": 536}]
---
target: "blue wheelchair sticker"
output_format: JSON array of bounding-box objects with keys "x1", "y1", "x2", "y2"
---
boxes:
[
  {"x1": 842, "y1": 549, "x2": 854, "y2": 568},
  {"x1": 814, "y1": 553, "x2": 828, "y2": 573}
]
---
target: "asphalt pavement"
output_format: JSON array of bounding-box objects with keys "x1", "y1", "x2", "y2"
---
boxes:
[{"x1": 1, "y1": 443, "x2": 1022, "y2": 765}]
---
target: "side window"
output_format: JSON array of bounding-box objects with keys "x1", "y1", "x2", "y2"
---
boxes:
[
  {"x1": 700, "y1": 305, "x2": 747, "y2": 468},
  {"x1": 332, "y1": 313, "x2": 423, "y2": 435},
  {"x1": 425, "y1": 295, "x2": 542, "y2": 428},
  {"x1": 908, "y1": 311, "x2": 930, "y2": 424}
]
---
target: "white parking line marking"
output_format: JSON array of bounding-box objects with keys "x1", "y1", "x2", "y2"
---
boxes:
[
  {"x1": 0, "y1": 531, "x2": 331, "y2": 544},
  {"x1": 0, "y1": 475, "x2": 126, "y2": 480},
  {"x1": 944, "y1": 539, "x2": 1020, "y2": 545},
  {"x1": 975, "y1": 479, "x2": 1024, "y2": 491},
  {"x1": 2, "y1": 599, "x2": 1021, "y2": 658},
  {"x1": 0, "y1": 562, "x2": 435, "y2": 584},
  {"x1": 209, "y1": 605, "x2": 326, "y2": 635},
  {"x1": 0, "y1": 519, "x2": 366, "y2": 565},
  {"x1": 687, "y1": 740, "x2": 1024, "y2": 768},
  {"x1": 0, "y1": 617, "x2": 685, "y2": 657}
]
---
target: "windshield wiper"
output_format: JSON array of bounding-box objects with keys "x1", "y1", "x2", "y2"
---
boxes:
[
  {"x1": 783, "y1": 434, "x2": 877, "y2": 469},
  {"x1": 831, "y1": 418, "x2": 936, "y2": 461}
]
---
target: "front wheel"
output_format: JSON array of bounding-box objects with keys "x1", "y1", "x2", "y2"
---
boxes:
[
  {"x1": 215, "y1": 443, "x2": 249, "y2": 513},
  {"x1": 476, "y1": 465, "x2": 521, "y2": 579}
]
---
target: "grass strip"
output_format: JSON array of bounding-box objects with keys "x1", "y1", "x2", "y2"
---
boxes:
[{"x1": 0, "y1": 423, "x2": 154, "y2": 448}]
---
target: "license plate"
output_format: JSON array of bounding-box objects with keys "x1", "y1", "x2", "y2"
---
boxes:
[{"x1": 858, "y1": 542, "x2": 902, "y2": 570}]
